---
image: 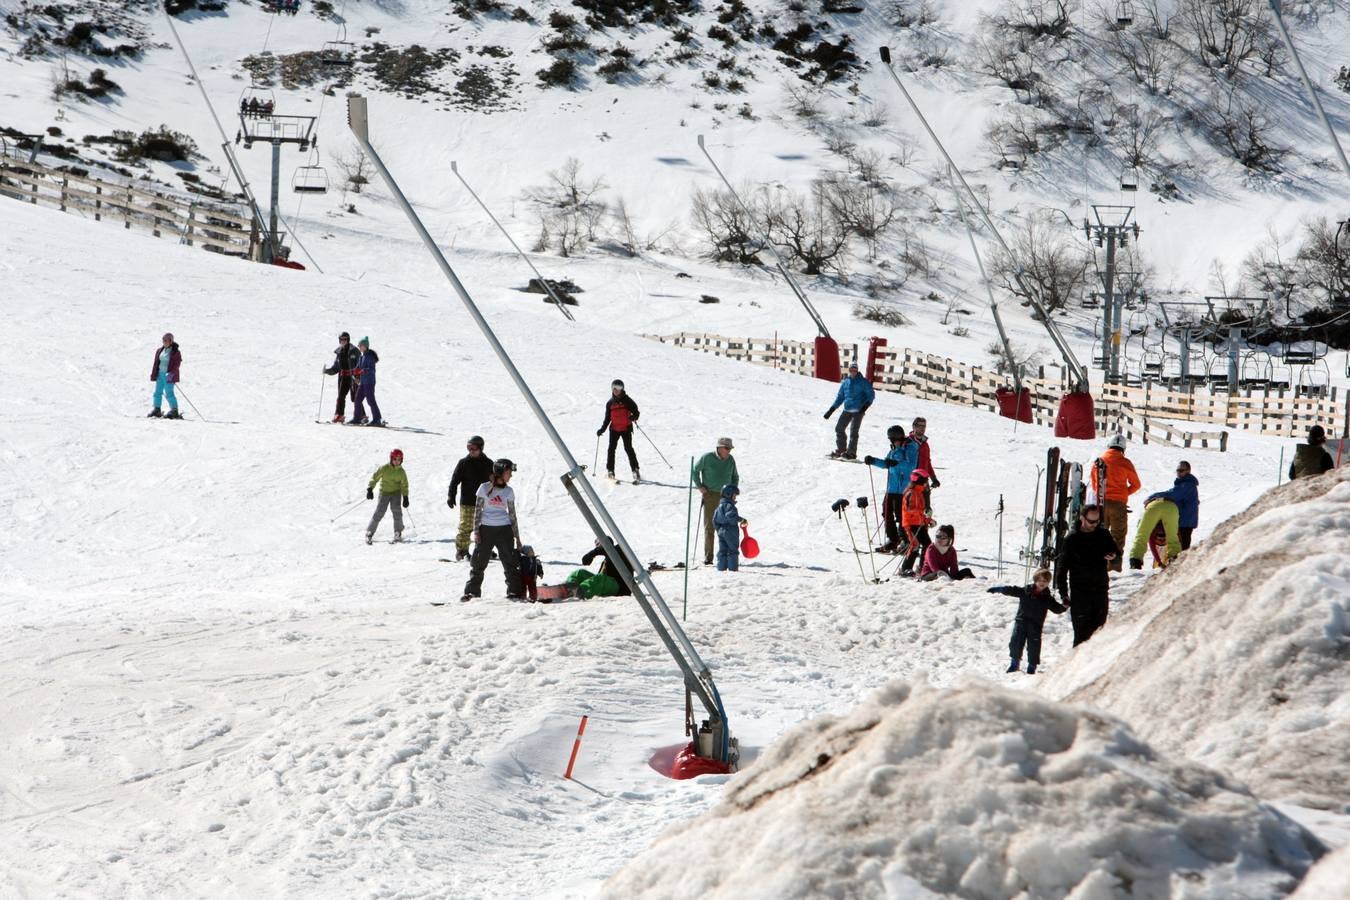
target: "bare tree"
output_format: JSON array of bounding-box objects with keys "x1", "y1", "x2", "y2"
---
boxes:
[
  {"x1": 1175, "y1": 0, "x2": 1281, "y2": 78},
  {"x1": 1206, "y1": 89, "x2": 1286, "y2": 171},
  {"x1": 1107, "y1": 23, "x2": 1180, "y2": 95},
  {"x1": 991, "y1": 210, "x2": 1091, "y2": 312},
  {"x1": 887, "y1": 0, "x2": 939, "y2": 28},
  {"x1": 526, "y1": 157, "x2": 608, "y2": 256},
  {"x1": 690, "y1": 185, "x2": 765, "y2": 264},
  {"x1": 819, "y1": 172, "x2": 900, "y2": 260},
  {"x1": 782, "y1": 80, "x2": 823, "y2": 120},
  {"x1": 762, "y1": 183, "x2": 852, "y2": 276},
  {"x1": 1112, "y1": 105, "x2": 1165, "y2": 170},
  {"x1": 1294, "y1": 218, "x2": 1350, "y2": 306},
  {"x1": 330, "y1": 142, "x2": 373, "y2": 197}
]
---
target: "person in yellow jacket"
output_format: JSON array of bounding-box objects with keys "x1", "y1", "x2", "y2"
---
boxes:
[
  {"x1": 1090, "y1": 434, "x2": 1141, "y2": 573},
  {"x1": 366, "y1": 448, "x2": 410, "y2": 544},
  {"x1": 1128, "y1": 498, "x2": 1181, "y2": 570}
]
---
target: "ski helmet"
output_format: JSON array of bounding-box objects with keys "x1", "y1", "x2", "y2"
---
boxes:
[
  {"x1": 390, "y1": 448, "x2": 403, "y2": 461},
  {"x1": 886, "y1": 425, "x2": 906, "y2": 442},
  {"x1": 492, "y1": 458, "x2": 515, "y2": 477},
  {"x1": 910, "y1": 469, "x2": 929, "y2": 484},
  {"x1": 611, "y1": 379, "x2": 625, "y2": 390},
  {"x1": 468, "y1": 435, "x2": 485, "y2": 449},
  {"x1": 1107, "y1": 433, "x2": 1126, "y2": 451}
]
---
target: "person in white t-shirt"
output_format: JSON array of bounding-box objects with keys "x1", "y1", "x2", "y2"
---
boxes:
[{"x1": 461, "y1": 458, "x2": 523, "y2": 602}]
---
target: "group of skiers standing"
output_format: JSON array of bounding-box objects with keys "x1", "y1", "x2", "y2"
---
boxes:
[{"x1": 323, "y1": 332, "x2": 384, "y2": 426}]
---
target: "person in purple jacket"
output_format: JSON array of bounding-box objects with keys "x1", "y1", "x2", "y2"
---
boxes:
[{"x1": 148, "y1": 332, "x2": 182, "y2": 419}]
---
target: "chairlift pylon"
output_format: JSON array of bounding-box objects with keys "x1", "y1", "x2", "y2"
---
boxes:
[{"x1": 293, "y1": 164, "x2": 329, "y2": 194}]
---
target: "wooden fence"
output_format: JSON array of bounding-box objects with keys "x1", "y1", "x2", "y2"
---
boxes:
[
  {"x1": 0, "y1": 154, "x2": 254, "y2": 257},
  {"x1": 648, "y1": 331, "x2": 1350, "y2": 452}
]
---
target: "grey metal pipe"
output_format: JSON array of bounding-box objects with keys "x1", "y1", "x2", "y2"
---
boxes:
[{"x1": 1267, "y1": 0, "x2": 1350, "y2": 185}]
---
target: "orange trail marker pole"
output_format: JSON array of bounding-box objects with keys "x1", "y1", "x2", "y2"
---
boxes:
[{"x1": 564, "y1": 715, "x2": 589, "y2": 780}]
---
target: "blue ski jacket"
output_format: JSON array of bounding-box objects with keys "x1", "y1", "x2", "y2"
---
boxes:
[
  {"x1": 1147, "y1": 473, "x2": 1199, "y2": 529},
  {"x1": 867, "y1": 441, "x2": 919, "y2": 494},
  {"x1": 827, "y1": 373, "x2": 875, "y2": 414},
  {"x1": 355, "y1": 349, "x2": 379, "y2": 387},
  {"x1": 713, "y1": 497, "x2": 743, "y2": 531}
]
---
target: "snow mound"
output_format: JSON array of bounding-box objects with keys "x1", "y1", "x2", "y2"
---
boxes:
[
  {"x1": 1290, "y1": 842, "x2": 1350, "y2": 899},
  {"x1": 601, "y1": 680, "x2": 1323, "y2": 900},
  {"x1": 1041, "y1": 468, "x2": 1350, "y2": 811}
]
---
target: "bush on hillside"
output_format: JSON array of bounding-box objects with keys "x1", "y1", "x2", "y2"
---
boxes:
[
  {"x1": 112, "y1": 125, "x2": 199, "y2": 163},
  {"x1": 990, "y1": 210, "x2": 1090, "y2": 313},
  {"x1": 690, "y1": 186, "x2": 765, "y2": 265},
  {"x1": 536, "y1": 57, "x2": 578, "y2": 88},
  {"x1": 853, "y1": 302, "x2": 908, "y2": 327}
]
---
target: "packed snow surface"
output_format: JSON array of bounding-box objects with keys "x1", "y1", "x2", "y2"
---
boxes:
[
  {"x1": 1291, "y1": 842, "x2": 1350, "y2": 900},
  {"x1": 1040, "y1": 467, "x2": 1350, "y2": 812},
  {"x1": 602, "y1": 679, "x2": 1325, "y2": 900}
]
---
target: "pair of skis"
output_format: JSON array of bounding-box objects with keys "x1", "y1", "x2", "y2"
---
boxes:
[{"x1": 1028, "y1": 447, "x2": 1084, "y2": 578}]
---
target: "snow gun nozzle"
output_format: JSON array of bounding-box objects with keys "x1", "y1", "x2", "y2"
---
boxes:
[
  {"x1": 856, "y1": 496, "x2": 869, "y2": 509},
  {"x1": 879, "y1": 46, "x2": 892, "y2": 64}
]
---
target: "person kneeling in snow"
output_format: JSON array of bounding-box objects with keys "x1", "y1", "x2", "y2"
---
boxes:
[
  {"x1": 564, "y1": 538, "x2": 635, "y2": 598},
  {"x1": 712, "y1": 484, "x2": 747, "y2": 572},
  {"x1": 989, "y1": 567, "x2": 1065, "y2": 674},
  {"x1": 918, "y1": 524, "x2": 975, "y2": 581}
]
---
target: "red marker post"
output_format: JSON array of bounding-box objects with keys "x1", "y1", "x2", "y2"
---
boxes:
[{"x1": 564, "y1": 715, "x2": 589, "y2": 780}]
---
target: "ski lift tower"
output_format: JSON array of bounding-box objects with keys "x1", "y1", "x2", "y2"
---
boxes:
[
  {"x1": 1084, "y1": 204, "x2": 1139, "y2": 385},
  {"x1": 238, "y1": 107, "x2": 317, "y2": 263}
]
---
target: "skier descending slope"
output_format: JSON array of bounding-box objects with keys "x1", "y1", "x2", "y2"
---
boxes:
[
  {"x1": 597, "y1": 379, "x2": 641, "y2": 483},
  {"x1": 462, "y1": 458, "x2": 523, "y2": 602},
  {"x1": 824, "y1": 362, "x2": 874, "y2": 459},
  {"x1": 864, "y1": 425, "x2": 918, "y2": 553},
  {"x1": 365, "y1": 448, "x2": 409, "y2": 544}
]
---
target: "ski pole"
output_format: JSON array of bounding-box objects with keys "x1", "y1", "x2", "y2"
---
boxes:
[
  {"x1": 331, "y1": 497, "x2": 367, "y2": 523},
  {"x1": 317, "y1": 371, "x2": 326, "y2": 422},
  {"x1": 1025, "y1": 467, "x2": 1042, "y2": 583},
  {"x1": 866, "y1": 464, "x2": 883, "y2": 542},
  {"x1": 833, "y1": 499, "x2": 868, "y2": 583},
  {"x1": 1277, "y1": 446, "x2": 1284, "y2": 486},
  {"x1": 175, "y1": 386, "x2": 207, "y2": 422},
  {"x1": 635, "y1": 423, "x2": 673, "y2": 469},
  {"x1": 405, "y1": 507, "x2": 416, "y2": 535},
  {"x1": 996, "y1": 493, "x2": 1005, "y2": 578},
  {"x1": 593, "y1": 432, "x2": 601, "y2": 473},
  {"x1": 857, "y1": 497, "x2": 878, "y2": 582}
]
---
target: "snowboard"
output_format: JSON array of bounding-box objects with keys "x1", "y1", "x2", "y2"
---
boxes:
[{"x1": 535, "y1": 584, "x2": 577, "y2": 602}]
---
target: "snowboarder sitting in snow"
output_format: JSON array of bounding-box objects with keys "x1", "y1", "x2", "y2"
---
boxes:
[
  {"x1": 989, "y1": 568, "x2": 1065, "y2": 675},
  {"x1": 712, "y1": 484, "x2": 747, "y2": 572},
  {"x1": 365, "y1": 448, "x2": 409, "y2": 544},
  {"x1": 1128, "y1": 497, "x2": 1181, "y2": 570},
  {"x1": 520, "y1": 545, "x2": 544, "y2": 602},
  {"x1": 825, "y1": 362, "x2": 875, "y2": 460},
  {"x1": 865, "y1": 425, "x2": 918, "y2": 553},
  {"x1": 918, "y1": 524, "x2": 974, "y2": 581},
  {"x1": 898, "y1": 470, "x2": 935, "y2": 577},
  {"x1": 597, "y1": 378, "x2": 641, "y2": 483},
  {"x1": 563, "y1": 538, "x2": 635, "y2": 599}
]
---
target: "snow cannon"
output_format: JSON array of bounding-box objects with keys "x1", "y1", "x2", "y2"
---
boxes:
[
  {"x1": 995, "y1": 386, "x2": 1034, "y2": 423},
  {"x1": 1055, "y1": 391, "x2": 1096, "y2": 439},
  {"x1": 739, "y1": 523, "x2": 759, "y2": 559},
  {"x1": 663, "y1": 714, "x2": 738, "y2": 779}
]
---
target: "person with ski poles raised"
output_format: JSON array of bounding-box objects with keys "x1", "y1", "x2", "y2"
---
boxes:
[
  {"x1": 1055, "y1": 504, "x2": 1118, "y2": 645},
  {"x1": 864, "y1": 424, "x2": 918, "y2": 553},
  {"x1": 693, "y1": 437, "x2": 739, "y2": 566},
  {"x1": 148, "y1": 332, "x2": 182, "y2": 419},
  {"x1": 322, "y1": 331, "x2": 361, "y2": 423},
  {"x1": 1089, "y1": 434, "x2": 1140, "y2": 573},
  {"x1": 365, "y1": 448, "x2": 409, "y2": 544},
  {"x1": 447, "y1": 435, "x2": 493, "y2": 561},
  {"x1": 462, "y1": 458, "x2": 524, "y2": 602},
  {"x1": 824, "y1": 362, "x2": 874, "y2": 460},
  {"x1": 597, "y1": 379, "x2": 641, "y2": 483}
]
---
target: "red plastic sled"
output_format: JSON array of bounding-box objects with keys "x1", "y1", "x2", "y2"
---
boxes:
[{"x1": 740, "y1": 523, "x2": 760, "y2": 559}]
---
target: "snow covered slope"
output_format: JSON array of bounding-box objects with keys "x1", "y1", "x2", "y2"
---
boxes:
[
  {"x1": 1040, "y1": 466, "x2": 1350, "y2": 812},
  {"x1": 602, "y1": 679, "x2": 1326, "y2": 899}
]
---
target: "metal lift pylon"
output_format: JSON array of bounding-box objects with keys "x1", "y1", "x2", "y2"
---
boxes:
[{"x1": 346, "y1": 95, "x2": 736, "y2": 775}]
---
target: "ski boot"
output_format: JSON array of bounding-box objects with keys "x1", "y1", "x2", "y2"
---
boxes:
[
  {"x1": 606, "y1": 470, "x2": 616, "y2": 480},
  {"x1": 829, "y1": 449, "x2": 844, "y2": 459},
  {"x1": 632, "y1": 470, "x2": 641, "y2": 484},
  {"x1": 460, "y1": 593, "x2": 475, "y2": 603},
  {"x1": 348, "y1": 417, "x2": 369, "y2": 426},
  {"x1": 841, "y1": 451, "x2": 856, "y2": 460},
  {"x1": 1128, "y1": 557, "x2": 1144, "y2": 570},
  {"x1": 332, "y1": 414, "x2": 345, "y2": 423},
  {"x1": 366, "y1": 419, "x2": 385, "y2": 427},
  {"x1": 455, "y1": 548, "x2": 469, "y2": 561},
  {"x1": 147, "y1": 408, "x2": 162, "y2": 418},
  {"x1": 164, "y1": 409, "x2": 182, "y2": 420},
  {"x1": 1006, "y1": 659, "x2": 1019, "y2": 673},
  {"x1": 1026, "y1": 664, "x2": 1037, "y2": 675},
  {"x1": 393, "y1": 532, "x2": 403, "y2": 543}
]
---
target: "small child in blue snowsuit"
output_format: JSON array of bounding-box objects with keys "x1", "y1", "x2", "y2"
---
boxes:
[
  {"x1": 712, "y1": 483, "x2": 746, "y2": 571},
  {"x1": 989, "y1": 568, "x2": 1066, "y2": 675}
]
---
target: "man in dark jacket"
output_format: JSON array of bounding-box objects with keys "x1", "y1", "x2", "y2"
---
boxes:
[
  {"x1": 1146, "y1": 460, "x2": 1199, "y2": 550},
  {"x1": 1055, "y1": 504, "x2": 1119, "y2": 646},
  {"x1": 149, "y1": 332, "x2": 182, "y2": 419},
  {"x1": 322, "y1": 332, "x2": 361, "y2": 423},
  {"x1": 447, "y1": 435, "x2": 494, "y2": 561},
  {"x1": 597, "y1": 379, "x2": 641, "y2": 482},
  {"x1": 1289, "y1": 425, "x2": 1335, "y2": 480}
]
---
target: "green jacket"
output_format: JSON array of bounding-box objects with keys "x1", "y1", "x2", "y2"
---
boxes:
[
  {"x1": 369, "y1": 463, "x2": 409, "y2": 496},
  {"x1": 693, "y1": 451, "x2": 739, "y2": 493}
]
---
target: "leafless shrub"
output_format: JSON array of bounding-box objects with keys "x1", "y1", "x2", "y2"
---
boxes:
[
  {"x1": 1112, "y1": 105, "x2": 1164, "y2": 170},
  {"x1": 985, "y1": 108, "x2": 1063, "y2": 162},
  {"x1": 527, "y1": 157, "x2": 608, "y2": 256},
  {"x1": 858, "y1": 101, "x2": 889, "y2": 128},
  {"x1": 763, "y1": 183, "x2": 851, "y2": 276},
  {"x1": 854, "y1": 301, "x2": 909, "y2": 327},
  {"x1": 973, "y1": 32, "x2": 1041, "y2": 95},
  {"x1": 782, "y1": 80, "x2": 823, "y2": 119},
  {"x1": 1106, "y1": 23, "x2": 1180, "y2": 94},
  {"x1": 1206, "y1": 89, "x2": 1286, "y2": 171},
  {"x1": 819, "y1": 172, "x2": 900, "y2": 260},
  {"x1": 1175, "y1": 0, "x2": 1282, "y2": 78},
  {"x1": 690, "y1": 185, "x2": 765, "y2": 264},
  {"x1": 330, "y1": 142, "x2": 373, "y2": 196},
  {"x1": 887, "y1": 0, "x2": 938, "y2": 27},
  {"x1": 987, "y1": 339, "x2": 1045, "y2": 374},
  {"x1": 991, "y1": 210, "x2": 1091, "y2": 313}
]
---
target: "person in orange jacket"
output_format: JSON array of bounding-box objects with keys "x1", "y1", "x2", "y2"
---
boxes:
[
  {"x1": 1090, "y1": 434, "x2": 1141, "y2": 573},
  {"x1": 899, "y1": 469, "x2": 935, "y2": 577}
]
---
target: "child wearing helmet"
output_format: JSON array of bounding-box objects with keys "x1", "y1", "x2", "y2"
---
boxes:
[
  {"x1": 864, "y1": 424, "x2": 918, "y2": 553},
  {"x1": 711, "y1": 484, "x2": 748, "y2": 571},
  {"x1": 898, "y1": 469, "x2": 935, "y2": 577},
  {"x1": 597, "y1": 378, "x2": 641, "y2": 482},
  {"x1": 365, "y1": 448, "x2": 409, "y2": 544},
  {"x1": 462, "y1": 458, "x2": 523, "y2": 601}
]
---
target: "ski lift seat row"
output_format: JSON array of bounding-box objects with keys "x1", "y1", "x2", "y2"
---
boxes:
[
  {"x1": 293, "y1": 165, "x2": 329, "y2": 194},
  {"x1": 321, "y1": 41, "x2": 355, "y2": 67}
]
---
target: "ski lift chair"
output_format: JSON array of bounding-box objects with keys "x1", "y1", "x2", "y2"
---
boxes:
[
  {"x1": 1141, "y1": 350, "x2": 1164, "y2": 381},
  {"x1": 1116, "y1": 1, "x2": 1134, "y2": 25},
  {"x1": 240, "y1": 86, "x2": 275, "y2": 119},
  {"x1": 1239, "y1": 351, "x2": 1271, "y2": 390},
  {"x1": 320, "y1": 40, "x2": 355, "y2": 67},
  {"x1": 1295, "y1": 358, "x2": 1331, "y2": 398},
  {"x1": 292, "y1": 165, "x2": 329, "y2": 194},
  {"x1": 1120, "y1": 165, "x2": 1139, "y2": 192}
]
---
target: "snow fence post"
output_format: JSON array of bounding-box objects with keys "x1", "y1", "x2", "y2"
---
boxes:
[{"x1": 564, "y1": 715, "x2": 589, "y2": 780}]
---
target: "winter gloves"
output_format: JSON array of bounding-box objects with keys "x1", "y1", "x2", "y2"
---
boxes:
[
  {"x1": 823, "y1": 408, "x2": 834, "y2": 419},
  {"x1": 447, "y1": 496, "x2": 455, "y2": 508},
  {"x1": 367, "y1": 488, "x2": 374, "y2": 500},
  {"x1": 403, "y1": 496, "x2": 409, "y2": 509},
  {"x1": 864, "y1": 455, "x2": 875, "y2": 465},
  {"x1": 596, "y1": 427, "x2": 605, "y2": 436}
]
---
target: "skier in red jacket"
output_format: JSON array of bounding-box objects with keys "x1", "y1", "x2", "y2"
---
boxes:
[{"x1": 597, "y1": 379, "x2": 641, "y2": 483}]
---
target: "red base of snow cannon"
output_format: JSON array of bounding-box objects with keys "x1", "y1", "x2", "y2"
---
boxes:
[
  {"x1": 667, "y1": 742, "x2": 734, "y2": 779},
  {"x1": 995, "y1": 386, "x2": 1034, "y2": 423},
  {"x1": 1054, "y1": 391, "x2": 1096, "y2": 439},
  {"x1": 814, "y1": 335, "x2": 841, "y2": 382}
]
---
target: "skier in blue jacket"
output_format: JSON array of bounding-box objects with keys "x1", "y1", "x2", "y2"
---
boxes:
[
  {"x1": 864, "y1": 425, "x2": 918, "y2": 552},
  {"x1": 1145, "y1": 460, "x2": 1199, "y2": 549},
  {"x1": 824, "y1": 362, "x2": 875, "y2": 459}
]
